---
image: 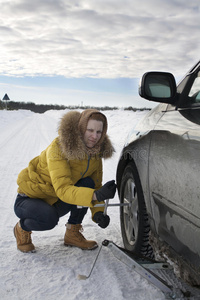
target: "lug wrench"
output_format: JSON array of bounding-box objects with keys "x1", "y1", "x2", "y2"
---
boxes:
[
  {"x1": 94, "y1": 200, "x2": 131, "y2": 214},
  {"x1": 78, "y1": 200, "x2": 130, "y2": 214},
  {"x1": 103, "y1": 199, "x2": 109, "y2": 215}
]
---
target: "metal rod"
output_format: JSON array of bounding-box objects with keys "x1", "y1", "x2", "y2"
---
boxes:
[
  {"x1": 78, "y1": 203, "x2": 130, "y2": 210},
  {"x1": 103, "y1": 199, "x2": 109, "y2": 215},
  {"x1": 77, "y1": 244, "x2": 103, "y2": 280},
  {"x1": 94, "y1": 203, "x2": 130, "y2": 208}
]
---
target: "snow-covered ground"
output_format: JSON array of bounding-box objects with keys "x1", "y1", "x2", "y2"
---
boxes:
[{"x1": 0, "y1": 108, "x2": 166, "y2": 300}]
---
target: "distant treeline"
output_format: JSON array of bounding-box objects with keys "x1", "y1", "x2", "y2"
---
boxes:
[{"x1": 0, "y1": 100, "x2": 151, "y2": 113}]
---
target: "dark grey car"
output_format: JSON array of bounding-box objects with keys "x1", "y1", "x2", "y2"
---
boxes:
[{"x1": 116, "y1": 61, "x2": 200, "y2": 285}]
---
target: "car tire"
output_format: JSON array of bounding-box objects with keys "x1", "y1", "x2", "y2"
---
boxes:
[{"x1": 120, "y1": 162, "x2": 154, "y2": 258}]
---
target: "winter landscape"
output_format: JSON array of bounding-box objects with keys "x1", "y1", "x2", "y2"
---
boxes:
[{"x1": 1, "y1": 108, "x2": 170, "y2": 300}]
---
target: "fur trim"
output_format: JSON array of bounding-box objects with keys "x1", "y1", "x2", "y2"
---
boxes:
[{"x1": 58, "y1": 110, "x2": 115, "y2": 160}]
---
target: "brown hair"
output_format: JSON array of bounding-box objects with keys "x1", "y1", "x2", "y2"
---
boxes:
[{"x1": 89, "y1": 112, "x2": 106, "y2": 124}]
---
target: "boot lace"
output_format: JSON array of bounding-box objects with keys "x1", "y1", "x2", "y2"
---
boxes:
[
  {"x1": 77, "y1": 225, "x2": 83, "y2": 233},
  {"x1": 75, "y1": 225, "x2": 86, "y2": 241}
]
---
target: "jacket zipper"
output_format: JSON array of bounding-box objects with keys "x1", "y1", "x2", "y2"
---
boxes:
[{"x1": 81, "y1": 155, "x2": 90, "y2": 178}]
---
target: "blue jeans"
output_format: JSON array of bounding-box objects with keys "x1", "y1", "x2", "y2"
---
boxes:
[{"x1": 14, "y1": 177, "x2": 95, "y2": 232}]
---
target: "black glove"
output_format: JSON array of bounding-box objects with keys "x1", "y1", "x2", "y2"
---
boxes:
[
  {"x1": 93, "y1": 211, "x2": 110, "y2": 229},
  {"x1": 95, "y1": 180, "x2": 116, "y2": 202}
]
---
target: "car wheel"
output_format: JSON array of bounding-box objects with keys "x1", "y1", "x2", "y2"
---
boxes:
[{"x1": 120, "y1": 162, "x2": 154, "y2": 258}]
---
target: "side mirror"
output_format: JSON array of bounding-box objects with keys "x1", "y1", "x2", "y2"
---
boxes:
[{"x1": 139, "y1": 72, "x2": 177, "y2": 104}]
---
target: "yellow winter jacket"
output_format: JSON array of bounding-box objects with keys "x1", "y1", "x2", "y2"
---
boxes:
[{"x1": 17, "y1": 110, "x2": 114, "y2": 219}]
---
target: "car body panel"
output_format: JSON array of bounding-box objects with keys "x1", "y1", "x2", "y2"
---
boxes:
[{"x1": 149, "y1": 106, "x2": 200, "y2": 267}]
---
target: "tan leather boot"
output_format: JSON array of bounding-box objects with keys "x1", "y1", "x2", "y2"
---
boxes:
[
  {"x1": 64, "y1": 224, "x2": 98, "y2": 250},
  {"x1": 14, "y1": 221, "x2": 35, "y2": 253}
]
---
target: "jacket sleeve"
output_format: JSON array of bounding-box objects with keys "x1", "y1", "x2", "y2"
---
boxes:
[
  {"x1": 46, "y1": 142, "x2": 95, "y2": 207},
  {"x1": 89, "y1": 159, "x2": 105, "y2": 218}
]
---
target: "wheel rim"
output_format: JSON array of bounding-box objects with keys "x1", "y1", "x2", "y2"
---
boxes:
[{"x1": 123, "y1": 178, "x2": 139, "y2": 246}]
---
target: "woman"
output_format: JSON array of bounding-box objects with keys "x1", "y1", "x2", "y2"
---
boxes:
[{"x1": 14, "y1": 109, "x2": 116, "y2": 253}]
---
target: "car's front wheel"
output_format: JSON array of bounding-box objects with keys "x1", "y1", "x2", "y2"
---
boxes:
[{"x1": 120, "y1": 162, "x2": 154, "y2": 258}]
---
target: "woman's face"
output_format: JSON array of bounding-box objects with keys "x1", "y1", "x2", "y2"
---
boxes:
[{"x1": 83, "y1": 119, "x2": 103, "y2": 148}]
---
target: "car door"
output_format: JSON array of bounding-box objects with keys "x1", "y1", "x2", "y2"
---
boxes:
[{"x1": 148, "y1": 72, "x2": 200, "y2": 266}]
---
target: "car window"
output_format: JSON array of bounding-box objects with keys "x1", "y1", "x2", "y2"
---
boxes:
[
  {"x1": 189, "y1": 75, "x2": 200, "y2": 104},
  {"x1": 179, "y1": 72, "x2": 200, "y2": 125}
]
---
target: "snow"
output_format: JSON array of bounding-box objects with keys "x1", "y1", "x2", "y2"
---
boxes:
[{"x1": 0, "y1": 108, "x2": 165, "y2": 300}]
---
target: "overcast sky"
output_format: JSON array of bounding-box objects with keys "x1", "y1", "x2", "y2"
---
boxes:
[{"x1": 0, "y1": 0, "x2": 199, "y2": 108}]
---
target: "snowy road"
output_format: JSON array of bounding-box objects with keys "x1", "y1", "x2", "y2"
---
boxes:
[{"x1": 0, "y1": 109, "x2": 165, "y2": 300}]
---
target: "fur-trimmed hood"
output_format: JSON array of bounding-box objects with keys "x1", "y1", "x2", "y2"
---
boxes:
[{"x1": 58, "y1": 110, "x2": 115, "y2": 160}]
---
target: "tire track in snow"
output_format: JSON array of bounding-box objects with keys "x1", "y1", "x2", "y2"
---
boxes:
[
  {"x1": 0, "y1": 113, "x2": 58, "y2": 231},
  {"x1": 0, "y1": 111, "x2": 62, "y2": 300}
]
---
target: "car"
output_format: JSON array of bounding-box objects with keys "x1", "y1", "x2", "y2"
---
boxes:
[{"x1": 116, "y1": 61, "x2": 200, "y2": 286}]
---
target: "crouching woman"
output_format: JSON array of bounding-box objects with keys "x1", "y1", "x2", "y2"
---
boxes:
[{"x1": 14, "y1": 109, "x2": 116, "y2": 252}]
